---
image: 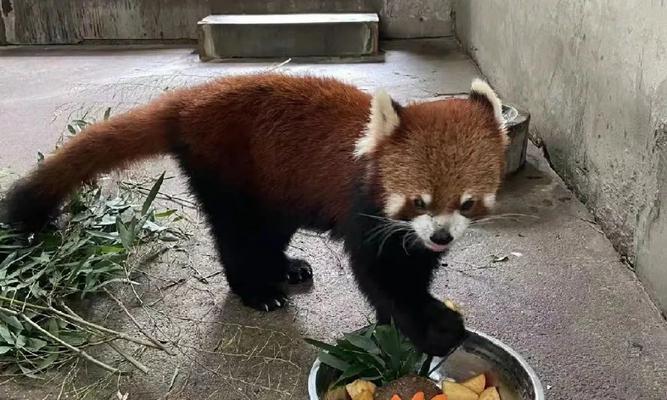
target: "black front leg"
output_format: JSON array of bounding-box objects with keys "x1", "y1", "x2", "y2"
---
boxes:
[{"x1": 341, "y1": 201, "x2": 466, "y2": 356}]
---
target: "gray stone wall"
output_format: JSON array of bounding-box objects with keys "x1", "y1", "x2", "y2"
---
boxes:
[
  {"x1": 0, "y1": 0, "x2": 452, "y2": 44},
  {"x1": 453, "y1": 0, "x2": 667, "y2": 310}
]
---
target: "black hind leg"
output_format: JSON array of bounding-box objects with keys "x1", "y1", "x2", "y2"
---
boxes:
[
  {"x1": 180, "y1": 168, "x2": 302, "y2": 311},
  {"x1": 210, "y1": 199, "x2": 299, "y2": 311}
]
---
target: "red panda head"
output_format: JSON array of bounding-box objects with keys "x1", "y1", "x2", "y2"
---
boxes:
[{"x1": 355, "y1": 79, "x2": 508, "y2": 252}]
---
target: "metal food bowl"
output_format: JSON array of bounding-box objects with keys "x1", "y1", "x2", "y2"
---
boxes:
[
  {"x1": 502, "y1": 104, "x2": 530, "y2": 176},
  {"x1": 308, "y1": 328, "x2": 544, "y2": 400}
]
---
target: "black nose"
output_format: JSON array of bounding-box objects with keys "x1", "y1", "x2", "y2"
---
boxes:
[{"x1": 430, "y1": 230, "x2": 453, "y2": 245}]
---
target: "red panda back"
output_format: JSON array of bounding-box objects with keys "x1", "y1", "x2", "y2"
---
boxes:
[{"x1": 176, "y1": 74, "x2": 372, "y2": 224}]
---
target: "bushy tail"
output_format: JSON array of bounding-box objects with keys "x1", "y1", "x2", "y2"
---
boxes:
[{"x1": 2, "y1": 100, "x2": 176, "y2": 231}]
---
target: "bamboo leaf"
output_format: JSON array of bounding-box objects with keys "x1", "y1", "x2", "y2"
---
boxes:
[
  {"x1": 0, "y1": 325, "x2": 14, "y2": 344},
  {"x1": 141, "y1": 172, "x2": 165, "y2": 215},
  {"x1": 0, "y1": 313, "x2": 23, "y2": 330},
  {"x1": 344, "y1": 333, "x2": 381, "y2": 355},
  {"x1": 116, "y1": 217, "x2": 133, "y2": 250},
  {"x1": 317, "y1": 351, "x2": 350, "y2": 372}
]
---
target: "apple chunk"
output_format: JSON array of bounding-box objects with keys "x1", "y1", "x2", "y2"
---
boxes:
[
  {"x1": 479, "y1": 387, "x2": 501, "y2": 400},
  {"x1": 461, "y1": 374, "x2": 486, "y2": 394},
  {"x1": 442, "y1": 381, "x2": 479, "y2": 400}
]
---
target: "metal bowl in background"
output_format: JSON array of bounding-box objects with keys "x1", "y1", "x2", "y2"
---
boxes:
[
  {"x1": 502, "y1": 104, "x2": 530, "y2": 176},
  {"x1": 308, "y1": 328, "x2": 544, "y2": 400},
  {"x1": 420, "y1": 94, "x2": 530, "y2": 176}
]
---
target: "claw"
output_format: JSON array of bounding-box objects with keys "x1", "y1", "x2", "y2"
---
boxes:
[
  {"x1": 263, "y1": 304, "x2": 269, "y2": 312},
  {"x1": 274, "y1": 299, "x2": 282, "y2": 307}
]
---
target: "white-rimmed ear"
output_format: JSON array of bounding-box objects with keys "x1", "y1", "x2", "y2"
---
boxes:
[
  {"x1": 470, "y1": 79, "x2": 504, "y2": 126},
  {"x1": 354, "y1": 90, "x2": 400, "y2": 158}
]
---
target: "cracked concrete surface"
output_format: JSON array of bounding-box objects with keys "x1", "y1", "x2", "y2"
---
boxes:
[{"x1": 0, "y1": 39, "x2": 666, "y2": 400}]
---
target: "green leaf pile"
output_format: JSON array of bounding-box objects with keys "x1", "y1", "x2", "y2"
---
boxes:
[
  {"x1": 305, "y1": 322, "x2": 433, "y2": 389},
  {"x1": 0, "y1": 110, "x2": 186, "y2": 377}
]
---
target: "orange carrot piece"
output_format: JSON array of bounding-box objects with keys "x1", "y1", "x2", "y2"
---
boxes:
[
  {"x1": 430, "y1": 395, "x2": 448, "y2": 400},
  {"x1": 411, "y1": 392, "x2": 425, "y2": 400},
  {"x1": 391, "y1": 395, "x2": 402, "y2": 400}
]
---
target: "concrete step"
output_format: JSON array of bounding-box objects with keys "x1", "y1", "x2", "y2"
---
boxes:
[{"x1": 197, "y1": 13, "x2": 379, "y2": 61}]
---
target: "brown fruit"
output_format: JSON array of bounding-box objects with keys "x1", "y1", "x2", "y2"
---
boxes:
[
  {"x1": 375, "y1": 375, "x2": 441, "y2": 400},
  {"x1": 324, "y1": 386, "x2": 351, "y2": 400}
]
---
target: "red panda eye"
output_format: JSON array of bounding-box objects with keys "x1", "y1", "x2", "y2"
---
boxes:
[
  {"x1": 460, "y1": 199, "x2": 475, "y2": 211},
  {"x1": 413, "y1": 198, "x2": 426, "y2": 210}
]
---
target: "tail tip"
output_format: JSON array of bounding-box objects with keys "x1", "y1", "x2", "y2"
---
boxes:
[{"x1": 1, "y1": 179, "x2": 57, "y2": 232}]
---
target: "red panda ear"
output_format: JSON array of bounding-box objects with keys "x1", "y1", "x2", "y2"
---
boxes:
[
  {"x1": 354, "y1": 90, "x2": 401, "y2": 158},
  {"x1": 470, "y1": 79, "x2": 505, "y2": 127}
]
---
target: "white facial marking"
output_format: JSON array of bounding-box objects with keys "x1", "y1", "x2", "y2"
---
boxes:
[
  {"x1": 353, "y1": 90, "x2": 400, "y2": 158},
  {"x1": 448, "y1": 211, "x2": 470, "y2": 240},
  {"x1": 411, "y1": 211, "x2": 470, "y2": 252},
  {"x1": 483, "y1": 193, "x2": 496, "y2": 209},
  {"x1": 460, "y1": 192, "x2": 473, "y2": 204},
  {"x1": 411, "y1": 214, "x2": 435, "y2": 243},
  {"x1": 422, "y1": 193, "x2": 432, "y2": 206},
  {"x1": 384, "y1": 193, "x2": 406, "y2": 217}
]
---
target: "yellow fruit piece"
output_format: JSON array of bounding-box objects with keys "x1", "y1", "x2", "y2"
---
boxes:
[
  {"x1": 356, "y1": 391, "x2": 374, "y2": 400},
  {"x1": 346, "y1": 379, "x2": 377, "y2": 400},
  {"x1": 441, "y1": 381, "x2": 478, "y2": 400},
  {"x1": 461, "y1": 374, "x2": 486, "y2": 394},
  {"x1": 324, "y1": 386, "x2": 350, "y2": 400},
  {"x1": 444, "y1": 299, "x2": 462, "y2": 313},
  {"x1": 479, "y1": 387, "x2": 501, "y2": 400}
]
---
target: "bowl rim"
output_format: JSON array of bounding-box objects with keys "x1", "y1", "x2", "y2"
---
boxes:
[{"x1": 307, "y1": 328, "x2": 545, "y2": 400}]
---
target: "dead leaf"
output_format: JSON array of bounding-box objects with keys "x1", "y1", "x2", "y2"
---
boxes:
[{"x1": 491, "y1": 255, "x2": 509, "y2": 263}]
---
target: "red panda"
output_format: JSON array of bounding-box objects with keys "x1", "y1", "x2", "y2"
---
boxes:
[{"x1": 1, "y1": 73, "x2": 507, "y2": 356}]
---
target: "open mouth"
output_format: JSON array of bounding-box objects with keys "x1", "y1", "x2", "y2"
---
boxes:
[{"x1": 424, "y1": 240, "x2": 449, "y2": 252}]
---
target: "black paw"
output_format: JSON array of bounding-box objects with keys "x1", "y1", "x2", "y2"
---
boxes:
[
  {"x1": 285, "y1": 258, "x2": 313, "y2": 284},
  {"x1": 238, "y1": 285, "x2": 288, "y2": 312},
  {"x1": 398, "y1": 299, "x2": 467, "y2": 356}
]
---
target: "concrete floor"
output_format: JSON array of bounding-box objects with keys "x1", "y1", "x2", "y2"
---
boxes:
[{"x1": 0, "y1": 39, "x2": 665, "y2": 400}]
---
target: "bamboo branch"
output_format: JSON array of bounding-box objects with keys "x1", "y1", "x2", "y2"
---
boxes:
[
  {"x1": 108, "y1": 342, "x2": 149, "y2": 374},
  {"x1": 19, "y1": 313, "x2": 122, "y2": 375},
  {"x1": 103, "y1": 288, "x2": 174, "y2": 355},
  {"x1": 0, "y1": 296, "x2": 161, "y2": 350}
]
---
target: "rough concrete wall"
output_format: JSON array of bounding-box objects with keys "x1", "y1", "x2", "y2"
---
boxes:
[
  {"x1": 0, "y1": 0, "x2": 452, "y2": 44},
  {"x1": 1, "y1": 0, "x2": 213, "y2": 44},
  {"x1": 636, "y1": 122, "x2": 667, "y2": 310},
  {"x1": 453, "y1": 1, "x2": 667, "y2": 310},
  {"x1": 0, "y1": 2, "x2": 6, "y2": 45}
]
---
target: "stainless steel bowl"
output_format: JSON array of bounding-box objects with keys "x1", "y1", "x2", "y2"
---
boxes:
[
  {"x1": 308, "y1": 328, "x2": 544, "y2": 400},
  {"x1": 502, "y1": 104, "x2": 530, "y2": 176}
]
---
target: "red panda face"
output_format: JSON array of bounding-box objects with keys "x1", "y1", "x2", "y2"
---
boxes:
[{"x1": 355, "y1": 80, "x2": 508, "y2": 252}]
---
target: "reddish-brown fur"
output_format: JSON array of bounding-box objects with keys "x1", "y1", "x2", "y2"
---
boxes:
[
  {"x1": 3, "y1": 73, "x2": 507, "y2": 356},
  {"x1": 5, "y1": 74, "x2": 504, "y2": 229},
  {"x1": 175, "y1": 74, "x2": 373, "y2": 224},
  {"x1": 379, "y1": 98, "x2": 506, "y2": 219}
]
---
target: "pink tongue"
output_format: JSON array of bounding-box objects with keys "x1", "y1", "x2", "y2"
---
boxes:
[{"x1": 427, "y1": 242, "x2": 448, "y2": 252}]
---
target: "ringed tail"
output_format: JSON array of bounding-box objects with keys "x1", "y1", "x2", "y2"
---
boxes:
[{"x1": 1, "y1": 99, "x2": 177, "y2": 231}]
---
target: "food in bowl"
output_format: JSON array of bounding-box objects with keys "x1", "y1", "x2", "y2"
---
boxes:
[{"x1": 306, "y1": 321, "x2": 505, "y2": 400}]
